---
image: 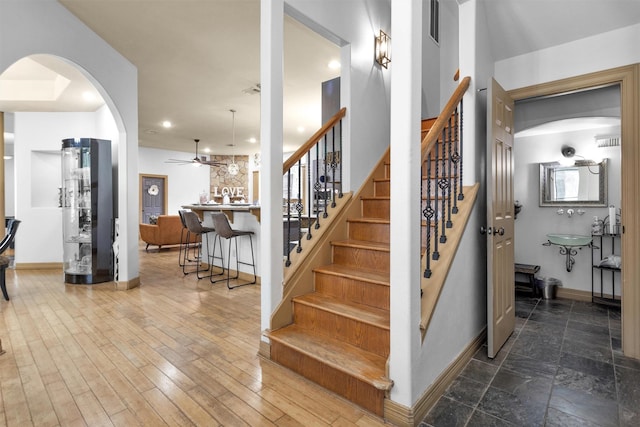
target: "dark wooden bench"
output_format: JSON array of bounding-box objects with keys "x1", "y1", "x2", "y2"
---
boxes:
[{"x1": 515, "y1": 263, "x2": 540, "y2": 296}]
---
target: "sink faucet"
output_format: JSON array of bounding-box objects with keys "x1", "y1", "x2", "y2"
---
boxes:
[{"x1": 567, "y1": 208, "x2": 575, "y2": 217}]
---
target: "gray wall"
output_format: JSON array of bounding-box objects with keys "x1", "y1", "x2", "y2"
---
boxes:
[{"x1": 515, "y1": 125, "x2": 621, "y2": 295}]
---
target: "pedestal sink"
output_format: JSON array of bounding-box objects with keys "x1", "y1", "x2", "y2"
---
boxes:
[{"x1": 544, "y1": 234, "x2": 593, "y2": 272}]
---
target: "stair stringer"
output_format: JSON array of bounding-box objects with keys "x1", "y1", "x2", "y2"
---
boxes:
[
  {"x1": 419, "y1": 182, "x2": 479, "y2": 338},
  {"x1": 268, "y1": 147, "x2": 391, "y2": 334}
]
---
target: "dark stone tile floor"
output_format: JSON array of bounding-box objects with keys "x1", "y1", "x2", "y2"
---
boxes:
[{"x1": 420, "y1": 293, "x2": 640, "y2": 426}]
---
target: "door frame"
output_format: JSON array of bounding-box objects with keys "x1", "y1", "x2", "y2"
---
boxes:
[
  {"x1": 509, "y1": 64, "x2": 640, "y2": 359},
  {"x1": 139, "y1": 174, "x2": 168, "y2": 224}
]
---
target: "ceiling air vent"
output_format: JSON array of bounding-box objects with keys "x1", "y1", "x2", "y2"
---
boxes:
[{"x1": 595, "y1": 135, "x2": 620, "y2": 148}]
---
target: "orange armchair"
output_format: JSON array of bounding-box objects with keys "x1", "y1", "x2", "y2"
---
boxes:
[{"x1": 139, "y1": 215, "x2": 196, "y2": 251}]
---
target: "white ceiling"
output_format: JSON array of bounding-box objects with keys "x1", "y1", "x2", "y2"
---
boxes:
[
  {"x1": 481, "y1": 0, "x2": 640, "y2": 61},
  {"x1": 3, "y1": 0, "x2": 640, "y2": 156}
]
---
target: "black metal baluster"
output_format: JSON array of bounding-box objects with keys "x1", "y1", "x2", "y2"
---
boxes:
[
  {"x1": 424, "y1": 153, "x2": 434, "y2": 277},
  {"x1": 330, "y1": 127, "x2": 337, "y2": 208},
  {"x1": 306, "y1": 151, "x2": 313, "y2": 240},
  {"x1": 295, "y1": 160, "x2": 303, "y2": 253},
  {"x1": 338, "y1": 118, "x2": 343, "y2": 198},
  {"x1": 432, "y1": 142, "x2": 440, "y2": 261},
  {"x1": 322, "y1": 134, "x2": 329, "y2": 218},
  {"x1": 458, "y1": 99, "x2": 465, "y2": 201},
  {"x1": 313, "y1": 142, "x2": 322, "y2": 229},
  {"x1": 452, "y1": 107, "x2": 460, "y2": 213},
  {"x1": 446, "y1": 118, "x2": 453, "y2": 228},
  {"x1": 285, "y1": 170, "x2": 292, "y2": 266},
  {"x1": 439, "y1": 128, "x2": 448, "y2": 243}
]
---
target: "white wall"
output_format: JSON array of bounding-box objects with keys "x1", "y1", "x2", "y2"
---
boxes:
[
  {"x1": 1, "y1": 0, "x2": 139, "y2": 281},
  {"x1": 286, "y1": 0, "x2": 392, "y2": 190},
  {"x1": 438, "y1": 0, "x2": 460, "y2": 110},
  {"x1": 515, "y1": 126, "x2": 621, "y2": 295},
  {"x1": 421, "y1": 1, "x2": 441, "y2": 118},
  {"x1": 415, "y1": 0, "x2": 493, "y2": 404},
  {"x1": 13, "y1": 112, "x2": 97, "y2": 264},
  {"x1": 138, "y1": 146, "x2": 210, "y2": 215},
  {"x1": 420, "y1": 0, "x2": 460, "y2": 118},
  {"x1": 495, "y1": 23, "x2": 640, "y2": 91},
  {"x1": 4, "y1": 156, "x2": 15, "y2": 217},
  {"x1": 260, "y1": 0, "x2": 392, "y2": 335},
  {"x1": 492, "y1": 15, "x2": 640, "y2": 299}
]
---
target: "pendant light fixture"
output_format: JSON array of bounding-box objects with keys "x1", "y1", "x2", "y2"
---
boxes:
[{"x1": 228, "y1": 109, "x2": 239, "y2": 176}]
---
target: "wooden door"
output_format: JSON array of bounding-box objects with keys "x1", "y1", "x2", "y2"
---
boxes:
[
  {"x1": 487, "y1": 78, "x2": 515, "y2": 358},
  {"x1": 141, "y1": 175, "x2": 166, "y2": 223}
]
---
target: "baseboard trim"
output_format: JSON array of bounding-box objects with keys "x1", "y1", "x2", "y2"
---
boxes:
[
  {"x1": 116, "y1": 276, "x2": 141, "y2": 290},
  {"x1": 556, "y1": 287, "x2": 592, "y2": 302},
  {"x1": 258, "y1": 337, "x2": 271, "y2": 359},
  {"x1": 15, "y1": 262, "x2": 62, "y2": 270},
  {"x1": 384, "y1": 328, "x2": 487, "y2": 427}
]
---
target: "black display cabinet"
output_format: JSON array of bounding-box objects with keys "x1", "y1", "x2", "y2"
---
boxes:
[{"x1": 61, "y1": 138, "x2": 113, "y2": 284}]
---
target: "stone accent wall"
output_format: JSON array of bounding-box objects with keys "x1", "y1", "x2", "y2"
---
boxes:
[{"x1": 209, "y1": 155, "x2": 249, "y2": 202}]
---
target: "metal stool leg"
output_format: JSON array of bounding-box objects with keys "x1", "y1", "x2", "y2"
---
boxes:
[
  {"x1": 0, "y1": 265, "x2": 9, "y2": 301},
  {"x1": 179, "y1": 226, "x2": 189, "y2": 267},
  {"x1": 215, "y1": 234, "x2": 256, "y2": 289},
  {"x1": 182, "y1": 233, "x2": 202, "y2": 275}
]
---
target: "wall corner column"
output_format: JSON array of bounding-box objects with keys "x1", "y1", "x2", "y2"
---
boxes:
[
  {"x1": 389, "y1": 0, "x2": 423, "y2": 408},
  {"x1": 260, "y1": 0, "x2": 285, "y2": 336}
]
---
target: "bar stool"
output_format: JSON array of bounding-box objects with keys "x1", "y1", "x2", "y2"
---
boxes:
[
  {"x1": 181, "y1": 211, "x2": 223, "y2": 279},
  {"x1": 210, "y1": 212, "x2": 257, "y2": 289},
  {"x1": 178, "y1": 209, "x2": 201, "y2": 268}
]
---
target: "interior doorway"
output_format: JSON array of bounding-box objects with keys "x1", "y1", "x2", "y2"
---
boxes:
[
  {"x1": 509, "y1": 64, "x2": 640, "y2": 359},
  {"x1": 513, "y1": 84, "x2": 621, "y2": 303},
  {"x1": 140, "y1": 174, "x2": 167, "y2": 224}
]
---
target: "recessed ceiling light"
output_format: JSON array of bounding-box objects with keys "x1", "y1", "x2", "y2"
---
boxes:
[
  {"x1": 297, "y1": 126, "x2": 305, "y2": 133},
  {"x1": 248, "y1": 137, "x2": 257, "y2": 143},
  {"x1": 328, "y1": 60, "x2": 341, "y2": 69},
  {"x1": 4, "y1": 156, "x2": 13, "y2": 160},
  {"x1": 203, "y1": 147, "x2": 211, "y2": 153},
  {"x1": 162, "y1": 120, "x2": 172, "y2": 128}
]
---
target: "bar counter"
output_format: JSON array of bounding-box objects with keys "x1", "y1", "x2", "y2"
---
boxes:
[
  {"x1": 182, "y1": 203, "x2": 261, "y2": 222},
  {"x1": 182, "y1": 204, "x2": 261, "y2": 278}
]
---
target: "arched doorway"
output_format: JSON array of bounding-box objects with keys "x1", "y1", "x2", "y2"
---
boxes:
[{"x1": 0, "y1": 54, "x2": 118, "y2": 275}]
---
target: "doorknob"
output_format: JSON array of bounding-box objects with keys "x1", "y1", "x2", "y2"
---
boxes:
[
  {"x1": 480, "y1": 226, "x2": 492, "y2": 235},
  {"x1": 493, "y1": 227, "x2": 505, "y2": 236}
]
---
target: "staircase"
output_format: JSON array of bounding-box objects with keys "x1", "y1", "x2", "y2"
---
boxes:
[
  {"x1": 267, "y1": 151, "x2": 393, "y2": 417},
  {"x1": 267, "y1": 78, "x2": 473, "y2": 418}
]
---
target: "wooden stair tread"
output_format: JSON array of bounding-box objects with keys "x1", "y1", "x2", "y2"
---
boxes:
[
  {"x1": 360, "y1": 196, "x2": 390, "y2": 201},
  {"x1": 313, "y1": 264, "x2": 390, "y2": 285},
  {"x1": 294, "y1": 293, "x2": 390, "y2": 329},
  {"x1": 331, "y1": 239, "x2": 389, "y2": 252},
  {"x1": 267, "y1": 325, "x2": 393, "y2": 391},
  {"x1": 347, "y1": 217, "x2": 390, "y2": 225}
]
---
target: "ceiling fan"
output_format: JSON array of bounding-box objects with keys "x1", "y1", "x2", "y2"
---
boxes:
[{"x1": 165, "y1": 139, "x2": 225, "y2": 166}]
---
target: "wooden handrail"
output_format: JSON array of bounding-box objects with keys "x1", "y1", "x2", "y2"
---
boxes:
[
  {"x1": 283, "y1": 107, "x2": 347, "y2": 173},
  {"x1": 420, "y1": 77, "x2": 470, "y2": 163},
  {"x1": 453, "y1": 68, "x2": 460, "y2": 82}
]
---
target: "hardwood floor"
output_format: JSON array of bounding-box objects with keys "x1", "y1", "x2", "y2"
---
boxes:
[{"x1": 0, "y1": 245, "x2": 390, "y2": 426}]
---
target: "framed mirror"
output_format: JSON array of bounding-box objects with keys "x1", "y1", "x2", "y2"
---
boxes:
[{"x1": 539, "y1": 159, "x2": 608, "y2": 206}]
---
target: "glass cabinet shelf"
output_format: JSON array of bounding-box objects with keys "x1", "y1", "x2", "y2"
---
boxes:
[{"x1": 61, "y1": 138, "x2": 114, "y2": 284}]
